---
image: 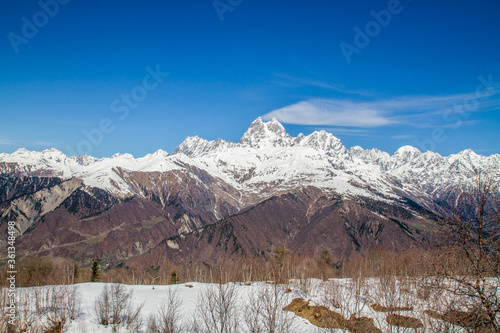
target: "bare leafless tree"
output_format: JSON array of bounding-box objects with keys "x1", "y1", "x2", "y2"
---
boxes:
[
  {"x1": 146, "y1": 288, "x2": 183, "y2": 333},
  {"x1": 372, "y1": 275, "x2": 415, "y2": 311},
  {"x1": 322, "y1": 277, "x2": 370, "y2": 332},
  {"x1": 94, "y1": 283, "x2": 144, "y2": 332},
  {"x1": 8, "y1": 288, "x2": 40, "y2": 333},
  {"x1": 196, "y1": 283, "x2": 240, "y2": 333},
  {"x1": 35, "y1": 285, "x2": 81, "y2": 332},
  {"x1": 0, "y1": 288, "x2": 9, "y2": 332},
  {"x1": 0, "y1": 288, "x2": 11, "y2": 333},
  {"x1": 244, "y1": 283, "x2": 296, "y2": 333},
  {"x1": 432, "y1": 172, "x2": 500, "y2": 330}
]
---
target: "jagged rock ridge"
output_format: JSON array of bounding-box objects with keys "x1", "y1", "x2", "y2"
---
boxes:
[{"x1": 0, "y1": 118, "x2": 498, "y2": 262}]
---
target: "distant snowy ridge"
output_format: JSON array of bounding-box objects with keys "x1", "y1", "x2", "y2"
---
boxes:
[{"x1": 1, "y1": 118, "x2": 499, "y2": 206}]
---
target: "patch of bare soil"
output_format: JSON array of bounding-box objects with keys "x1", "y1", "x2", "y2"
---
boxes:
[
  {"x1": 386, "y1": 313, "x2": 424, "y2": 328},
  {"x1": 424, "y1": 309, "x2": 496, "y2": 332},
  {"x1": 284, "y1": 298, "x2": 347, "y2": 329},
  {"x1": 284, "y1": 298, "x2": 382, "y2": 333},
  {"x1": 347, "y1": 314, "x2": 382, "y2": 333}
]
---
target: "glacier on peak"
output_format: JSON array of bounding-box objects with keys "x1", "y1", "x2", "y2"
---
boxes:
[
  {"x1": 72, "y1": 154, "x2": 101, "y2": 166},
  {"x1": 393, "y1": 145, "x2": 422, "y2": 156},
  {"x1": 111, "y1": 153, "x2": 135, "y2": 159},
  {"x1": 0, "y1": 117, "x2": 498, "y2": 202},
  {"x1": 147, "y1": 149, "x2": 169, "y2": 158},
  {"x1": 12, "y1": 148, "x2": 30, "y2": 155},
  {"x1": 239, "y1": 117, "x2": 292, "y2": 148},
  {"x1": 173, "y1": 136, "x2": 236, "y2": 157},
  {"x1": 172, "y1": 117, "x2": 346, "y2": 156},
  {"x1": 298, "y1": 130, "x2": 344, "y2": 152}
]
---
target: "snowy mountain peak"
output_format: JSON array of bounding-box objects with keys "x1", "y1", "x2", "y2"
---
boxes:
[
  {"x1": 266, "y1": 117, "x2": 287, "y2": 134},
  {"x1": 299, "y1": 130, "x2": 344, "y2": 152},
  {"x1": 294, "y1": 133, "x2": 305, "y2": 145},
  {"x1": 8, "y1": 147, "x2": 69, "y2": 165},
  {"x1": 240, "y1": 117, "x2": 292, "y2": 148},
  {"x1": 73, "y1": 154, "x2": 100, "y2": 166},
  {"x1": 41, "y1": 148, "x2": 67, "y2": 159},
  {"x1": 394, "y1": 145, "x2": 421, "y2": 156},
  {"x1": 456, "y1": 149, "x2": 478, "y2": 157},
  {"x1": 43, "y1": 148, "x2": 63, "y2": 153},
  {"x1": 173, "y1": 136, "x2": 210, "y2": 157},
  {"x1": 152, "y1": 149, "x2": 169, "y2": 157},
  {"x1": 12, "y1": 148, "x2": 30, "y2": 155},
  {"x1": 111, "y1": 153, "x2": 135, "y2": 159},
  {"x1": 138, "y1": 149, "x2": 169, "y2": 161},
  {"x1": 1, "y1": 118, "x2": 499, "y2": 205},
  {"x1": 173, "y1": 135, "x2": 235, "y2": 158}
]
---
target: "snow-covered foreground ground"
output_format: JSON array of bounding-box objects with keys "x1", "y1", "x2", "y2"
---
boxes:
[
  {"x1": 7, "y1": 278, "x2": 477, "y2": 332},
  {"x1": 67, "y1": 281, "x2": 321, "y2": 333}
]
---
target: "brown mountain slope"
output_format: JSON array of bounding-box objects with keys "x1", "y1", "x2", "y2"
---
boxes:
[
  {"x1": 3, "y1": 169, "x2": 243, "y2": 262},
  {"x1": 126, "y1": 187, "x2": 436, "y2": 268},
  {"x1": 18, "y1": 195, "x2": 172, "y2": 260}
]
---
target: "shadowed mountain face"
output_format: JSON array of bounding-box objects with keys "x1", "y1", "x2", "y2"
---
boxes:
[
  {"x1": 126, "y1": 188, "x2": 437, "y2": 268},
  {"x1": 0, "y1": 118, "x2": 494, "y2": 264},
  {"x1": 0, "y1": 174, "x2": 436, "y2": 266},
  {"x1": 0, "y1": 171, "x2": 242, "y2": 262}
]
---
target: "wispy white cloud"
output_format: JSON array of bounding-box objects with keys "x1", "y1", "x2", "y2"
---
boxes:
[
  {"x1": 273, "y1": 74, "x2": 373, "y2": 96},
  {"x1": 262, "y1": 99, "x2": 396, "y2": 127},
  {"x1": 308, "y1": 127, "x2": 373, "y2": 136},
  {"x1": 322, "y1": 127, "x2": 369, "y2": 134},
  {"x1": 0, "y1": 139, "x2": 56, "y2": 148},
  {"x1": 392, "y1": 134, "x2": 416, "y2": 140},
  {"x1": 263, "y1": 91, "x2": 500, "y2": 128},
  {"x1": 0, "y1": 139, "x2": 13, "y2": 146}
]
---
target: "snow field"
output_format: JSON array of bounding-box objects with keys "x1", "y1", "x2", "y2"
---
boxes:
[{"x1": 2, "y1": 277, "x2": 482, "y2": 332}]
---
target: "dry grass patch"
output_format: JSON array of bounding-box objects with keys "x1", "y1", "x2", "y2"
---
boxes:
[
  {"x1": 284, "y1": 298, "x2": 347, "y2": 329},
  {"x1": 284, "y1": 298, "x2": 382, "y2": 332},
  {"x1": 347, "y1": 314, "x2": 382, "y2": 333},
  {"x1": 386, "y1": 313, "x2": 423, "y2": 328},
  {"x1": 424, "y1": 309, "x2": 496, "y2": 332}
]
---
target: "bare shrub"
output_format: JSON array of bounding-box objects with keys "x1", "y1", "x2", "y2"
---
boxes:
[
  {"x1": 34, "y1": 285, "x2": 81, "y2": 332},
  {"x1": 146, "y1": 288, "x2": 183, "y2": 333},
  {"x1": 0, "y1": 288, "x2": 8, "y2": 332},
  {"x1": 186, "y1": 317, "x2": 202, "y2": 332},
  {"x1": 322, "y1": 279, "x2": 343, "y2": 310},
  {"x1": 94, "y1": 283, "x2": 144, "y2": 332},
  {"x1": 372, "y1": 275, "x2": 414, "y2": 310},
  {"x1": 195, "y1": 283, "x2": 240, "y2": 333},
  {"x1": 0, "y1": 288, "x2": 10, "y2": 333},
  {"x1": 321, "y1": 279, "x2": 354, "y2": 332},
  {"x1": 344, "y1": 276, "x2": 370, "y2": 319},
  {"x1": 270, "y1": 246, "x2": 290, "y2": 284},
  {"x1": 18, "y1": 257, "x2": 54, "y2": 286},
  {"x1": 322, "y1": 277, "x2": 371, "y2": 332},
  {"x1": 244, "y1": 283, "x2": 296, "y2": 333},
  {"x1": 8, "y1": 288, "x2": 40, "y2": 333},
  {"x1": 431, "y1": 173, "x2": 500, "y2": 330},
  {"x1": 297, "y1": 272, "x2": 312, "y2": 296},
  {"x1": 146, "y1": 314, "x2": 159, "y2": 333},
  {"x1": 421, "y1": 295, "x2": 464, "y2": 333},
  {"x1": 413, "y1": 276, "x2": 434, "y2": 302}
]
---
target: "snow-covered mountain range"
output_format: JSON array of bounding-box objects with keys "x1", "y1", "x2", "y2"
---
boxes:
[
  {"x1": 1, "y1": 117, "x2": 498, "y2": 207},
  {"x1": 1, "y1": 118, "x2": 498, "y2": 263}
]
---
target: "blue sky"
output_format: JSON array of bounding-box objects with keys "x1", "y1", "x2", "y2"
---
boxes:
[{"x1": 1, "y1": 0, "x2": 499, "y2": 157}]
